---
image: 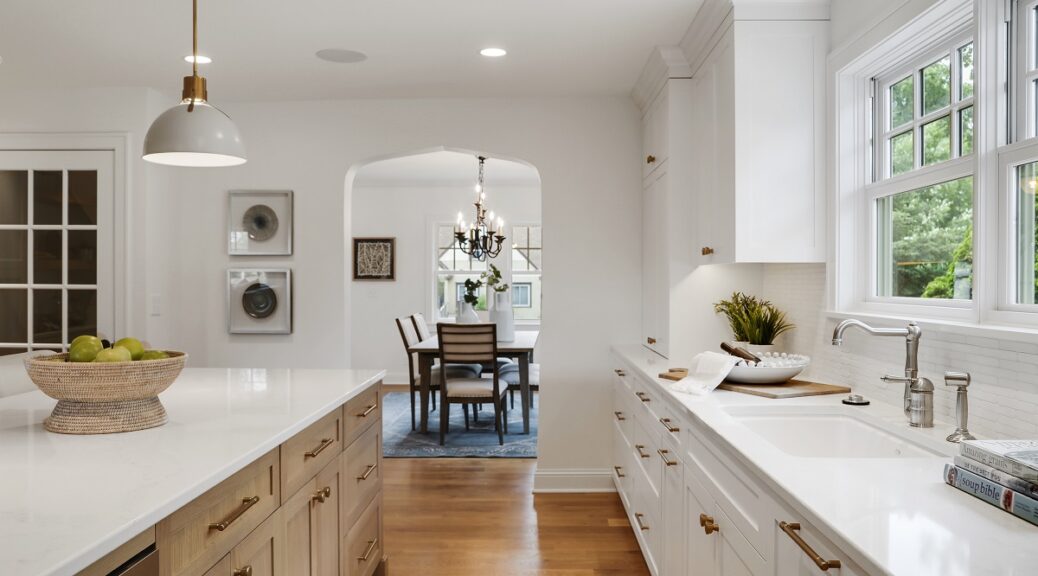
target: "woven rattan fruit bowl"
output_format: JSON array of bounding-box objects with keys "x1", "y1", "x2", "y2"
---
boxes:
[{"x1": 24, "y1": 351, "x2": 187, "y2": 434}]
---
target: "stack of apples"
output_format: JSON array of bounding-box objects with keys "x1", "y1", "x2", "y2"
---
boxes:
[{"x1": 67, "y1": 335, "x2": 170, "y2": 363}]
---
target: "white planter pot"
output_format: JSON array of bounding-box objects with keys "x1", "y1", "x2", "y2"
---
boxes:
[
  {"x1": 490, "y1": 291, "x2": 515, "y2": 342},
  {"x1": 457, "y1": 300, "x2": 480, "y2": 324}
]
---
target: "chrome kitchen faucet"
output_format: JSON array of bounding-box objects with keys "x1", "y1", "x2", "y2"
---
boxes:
[{"x1": 831, "y1": 319, "x2": 934, "y2": 428}]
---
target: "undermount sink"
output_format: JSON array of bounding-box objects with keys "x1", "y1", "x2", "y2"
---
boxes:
[{"x1": 723, "y1": 405, "x2": 945, "y2": 459}]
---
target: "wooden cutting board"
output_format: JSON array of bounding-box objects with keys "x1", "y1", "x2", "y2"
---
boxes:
[{"x1": 717, "y1": 379, "x2": 851, "y2": 399}]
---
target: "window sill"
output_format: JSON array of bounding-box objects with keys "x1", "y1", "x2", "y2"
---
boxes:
[{"x1": 827, "y1": 309, "x2": 1038, "y2": 346}]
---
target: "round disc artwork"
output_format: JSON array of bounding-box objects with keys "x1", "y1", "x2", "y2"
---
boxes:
[
  {"x1": 242, "y1": 204, "x2": 279, "y2": 241},
  {"x1": 242, "y1": 282, "x2": 278, "y2": 318}
]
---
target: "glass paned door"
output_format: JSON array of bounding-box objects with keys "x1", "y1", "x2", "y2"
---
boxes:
[{"x1": 0, "y1": 151, "x2": 114, "y2": 355}]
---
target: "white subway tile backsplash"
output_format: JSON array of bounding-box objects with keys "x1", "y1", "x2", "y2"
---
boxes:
[{"x1": 762, "y1": 263, "x2": 1038, "y2": 440}]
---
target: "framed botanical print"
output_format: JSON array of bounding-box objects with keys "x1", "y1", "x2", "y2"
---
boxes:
[
  {"x1": 352, "y1": 237, "x2": 395, "y2": 281},
  {"x1": 228, "y1": 190, "x2": 293, "y2": 255}
]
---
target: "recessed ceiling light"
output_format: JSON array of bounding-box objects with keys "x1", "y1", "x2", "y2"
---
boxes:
[
  {"x1": 480, "y1": 48, "x2": 507, "y2": 58},
  {"x1": 184, "y1": 54, "x2": 212, "y2": 64},
  {"x1": 316, "y1": 49, "x2": 368, "y2": 64}
]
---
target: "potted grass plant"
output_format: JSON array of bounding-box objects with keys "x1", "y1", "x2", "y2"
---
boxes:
[{"x1": 713, "y1": 292, "x2": 794, "y2": 353}]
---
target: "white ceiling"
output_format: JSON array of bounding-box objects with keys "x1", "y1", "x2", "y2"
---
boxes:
[
  {"x1": 0, "y1": 0, "x2": 702, "y2": 101},
  {"x1": 353, "y1": 150, "x2": 539, "y2": 187}
]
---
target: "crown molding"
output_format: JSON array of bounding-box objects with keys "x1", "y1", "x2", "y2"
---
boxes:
[{"x1": 631, "y1": 46, "x2": 693, "y2": 113}]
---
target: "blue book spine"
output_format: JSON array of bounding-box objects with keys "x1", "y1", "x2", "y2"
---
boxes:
[
  {"x1": 954, "y1": 455, "x2": 1038, "y2": 499},
  {"x1": 944, "y1": 464, "x2": 1038, "y2": 527}
]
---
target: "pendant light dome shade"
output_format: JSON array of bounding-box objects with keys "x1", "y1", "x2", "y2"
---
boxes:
[{"x1": 143, "y1": 100, "x2": 246, "y2": 167}]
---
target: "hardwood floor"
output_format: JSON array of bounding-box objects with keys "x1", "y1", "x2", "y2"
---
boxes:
[{"x1": 382, "y1": 458, "x2": 650, "y2": 575}]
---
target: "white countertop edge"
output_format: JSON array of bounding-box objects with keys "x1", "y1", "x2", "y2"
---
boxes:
[{"x1": 48, "y1": 368, "x2": 385, "y2": 576}]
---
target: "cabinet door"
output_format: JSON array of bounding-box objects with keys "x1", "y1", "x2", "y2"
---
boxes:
[
  {"x1": 230, "y1": 509, "x2": 284, "y2": 576},
  {"x1": 283, "y1": 457, "x2": 340, "y2": 576},
  {"x1": 660, "y1": 438, "x2": 685, "y2": 576},
  {"x1": 684, "y1": 473, "x2": 717, "y2": 576},
  {"x1": 313, "y1": 456, "x2": 340, "y2": 576},
  {"x1": 641, "y1": 172, "x2": 662, "y2": 355},
  {"x1": 283, "y1": 477, "x2": 317, "y2": 576}
]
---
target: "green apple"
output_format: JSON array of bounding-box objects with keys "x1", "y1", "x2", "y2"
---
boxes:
[
  {"x1": 94, "y1": 346, "x2": 132, "y2": 363},
  {"x1": 139, "y1": 350, "x2": 170, "y2": 361},
  {"x1": 68, "y1": 339, "x2": 103, "y2": 362},
  {"x1": 114, "y1": 337, "x2": 145, "y2": 361},
  {"x1": 70, "y1": 335, "x2": 102, "y2": 349}
]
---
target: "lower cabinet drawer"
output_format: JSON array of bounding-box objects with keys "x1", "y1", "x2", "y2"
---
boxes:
[
  {"x1": 341, "y1": 420, "x2": 382, "y2": 528},
  {"x1": 281, "y1": 408, "x2": 342, "y2": 499},
  {"x1": 343, "y1": 495, "x2": 382, "y2": 576},
  {"x1": 633, "y1": 415, "x2": 662, "y2": 499},
  {"x1": 343, "y1": 385, "x2": 380, "y2": 447},
  {"x1": 157, "y1": 449, "x2": 280, "y2": 576}
]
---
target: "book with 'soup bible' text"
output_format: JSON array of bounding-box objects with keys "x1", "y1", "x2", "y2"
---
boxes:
[
  {"x1": 960, "y1": 440, "x2": 1038, "y2": 483},
  {"x1": 944, "y1": 464, "x2": 1038, "y2": 527}
]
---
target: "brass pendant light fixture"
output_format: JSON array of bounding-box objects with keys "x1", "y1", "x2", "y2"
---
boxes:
[{"x1": 143, "y1": 0, "x2": 246, "y2": 167}]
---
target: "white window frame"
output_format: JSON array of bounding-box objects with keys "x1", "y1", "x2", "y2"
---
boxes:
[
  {"x1": 512, "y1": 282, "x2": 532, "y2": 308},
  {"x1": 509, "y1": 222, "x2": 542, "y2": 325}
]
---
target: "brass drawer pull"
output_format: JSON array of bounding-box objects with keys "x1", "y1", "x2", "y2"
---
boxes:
[
  {"x1": 659, "y1": 417, "x2": 679, "y2": 432},
  {"x1": 357, "y1": 463, "x2": 378, "y2": 481},
  {"x1": 646, "y1": 155, "x2": 656, "y2": 164},
  {"x1": 614, "y1": 368, "x2": 626, "y2": 377},
  {"x1": 311, "y1": 486, "x2": 332, "y2": 504},
  {"x1": 614, "y1": 465, "x2": 625, "y2": 478},
  {"x1": 646, "y1": 337, "x2": 657, "y2": 345},
  {"x1": 635, "y1": 444, "x2": 650, "y2": 458},
  {"x1": 356, "y1": 403, "x2": 377, "y2": 418},
  {"x1": 634, "y1": 512, "x2": 650, "y2": 531},
  {"x1": 701, "y1": 246, "x2": 715, "y2": 256},
  {"x1": 304, "y1": 437, "x2": 335, "y2": 459},
  {"x1": 233, "y1": 566, "x2": 252, "y2": 576},
  {"x1": 614, "y1": 411, "x2": 626, "y2": 421},
  {"x1": 780, "y1": 522, "x2": 841, "y2": 571},
  {"x1": 635, "y1": 391, "x2": 650, "y2": 402},
  {"x1": 208, "y1": 496, "x2": 260, "y2": 531},
  {"x1": 699, "y1": 513, "x2": 719, "y2": 535},
  {"x1": 657, "y1": 448, "x2": 678, "y2": 466},
  {"x1": 357, "y1": 538, "x2": 379, "y2": 562}
]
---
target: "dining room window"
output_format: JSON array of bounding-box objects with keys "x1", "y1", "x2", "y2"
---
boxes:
[
  {"x1": 511, "y1": 225, "x2": 541, "y2": 322},
  {"x1": 435, "y1": 223, "x2": 487, "y2": 320}
]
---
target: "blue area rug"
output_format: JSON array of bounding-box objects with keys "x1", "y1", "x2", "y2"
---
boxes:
[{"x1": 381, "y1": 391, "x2": 538, "y2": 458}]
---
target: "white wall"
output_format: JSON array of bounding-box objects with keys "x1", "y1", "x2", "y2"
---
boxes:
[{"x1": 350, "y1": 181, "x2": 540, "y2": 382}]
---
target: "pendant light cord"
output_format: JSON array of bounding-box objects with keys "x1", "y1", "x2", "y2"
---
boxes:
[{"x1": 188, "y1": 0, "x2": 198, "y2": 112}]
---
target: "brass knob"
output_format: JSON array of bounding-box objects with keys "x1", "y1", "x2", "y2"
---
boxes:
[
  {"x1": 646, "y1": 155, "x2": 657, "y2": 164},
  {"x1": 701, "y1": 247, "x2": 715, "y2": 256},
  {"x1": 233, "y1": 567, "x2": 253, "y2": 576},
  {"x1": 647, "y1": 337, "x2": 657, "y2": 345},
  {"x1": 311, "y1": 486, "x2": 331, "y2": 504},
  {"x1": 614, "y1": 369, "x2": 626, "y2": 376},
  {"x1": 700, "y1": 514, "x2": 719, "y2": 535}
]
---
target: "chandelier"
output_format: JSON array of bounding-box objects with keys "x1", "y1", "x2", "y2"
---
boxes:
[{"x1": 455, "y1": 156, "x2": 506, "y2": 261}]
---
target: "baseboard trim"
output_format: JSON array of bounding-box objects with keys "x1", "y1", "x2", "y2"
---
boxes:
[{"x1": 532, "y1": 468, "x2": 617, "y2": 493}]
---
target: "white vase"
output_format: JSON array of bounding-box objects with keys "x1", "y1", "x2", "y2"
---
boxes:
[
  {"x1": 490, "y1": 291, "x2": 515, "y2": 342},
  {"x1": 457, "y1": 300, "x2": 480, "y2": 324}
]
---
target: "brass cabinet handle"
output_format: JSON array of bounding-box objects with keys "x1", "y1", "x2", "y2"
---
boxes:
[
  {"x1": 659, "y1": 417, "x2": 679, "y2": 433},
  {"x1": 614, "y1": 411, "x2": 626, "y2": 421},
  {"x1": 635, "y1": 512, "x2": 650, "y2": 531},
  {"x1": 614, "y1": 368, "x2": 626, "y2": 377},
  {"x1": 304, "y1": 438, "x2": 335, "y2": 459},
  {"x1": 209, "y1": 496, "x2": 260, "y2": 531},
  {"x1": 699, "y1": 513, "x2": 719, "y2": 535},
  {"x1": 701, "y1": 247, "x2": 715, "y2": 256},
  {"x1": 233, "y1": 566, "x2": 252, "y2": 576},
  {"x1": 780, "y1": 522, "x2": 841, "y2": 571},
  {"x1": 635, "y1": 391, "x2": 651, "y2": 402},
  {"x1": 357, "y1": 463, "x2": 378, "y2": 481},
  {"x1": 311, "y1": 486, "x2": 332, "y2": 504},
  {"x1": 356, "y1": 403, "x2": 377, "y2": 418},
  {"x1": 614, "y1": 465, "x2": 625, "y2": 478},
  {"x1": 635, "y1": 444, "x2": 650, "y2": 459},
  {"x1": 357, "y1": 538, "x2": 379, "y2": 562},
  {"x1": 657, "y1": 448, "x2": 678, "y2": 466},
  {"x1": 646, "y1": 337, "x2": 657, "y2": 345}
]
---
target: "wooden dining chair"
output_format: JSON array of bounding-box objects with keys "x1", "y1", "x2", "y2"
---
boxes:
[
  {"x1": 437, "y1": 323, "x2": 509, "y2": 445},
  {"x1": 395, "y1": 317, "x2": 481, "y2": 431}
]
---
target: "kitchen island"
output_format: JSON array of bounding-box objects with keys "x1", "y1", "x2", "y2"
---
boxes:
[{"x1": 0, "y1": 367, "x2": 385, "y2": 576}]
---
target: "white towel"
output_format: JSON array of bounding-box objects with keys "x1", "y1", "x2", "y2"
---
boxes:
[{"x1": 670, "y1": 351, "x2": 741, "y2": 396}]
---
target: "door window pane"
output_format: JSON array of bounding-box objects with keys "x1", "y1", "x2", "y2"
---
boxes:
[
  {"x1": 512, "y1": 275, "x2": 541, "y2": 321},
  {"x1": 921, "y1": 57, "x2": 951, "y2": 116},
  {"x1": 890, "y1": 77, "x2": 914, "y2": 129},
  {"x1": 34, "y1": 230, "x2": 62, "y2": 284},
  {"x1": 33, "y1": 289, "x2": 62, "y2": 344},
  {"x1": 67, "y1": 290, "x2": 97, "y2": 341},
  {"x1": 33, "y1": 171, "x2": 62, "y2": 225},
  {"x1": 1016, "y1": 161, "x2": 1038, "y2": 304},
  {"x1": 959, "y1": 43, "x2": 974, "y2": 99},
  {"x1": 922, "y1": 116, "x2": 951, "y2": 165},
  {"x1": 0, "y1": 171, "x2": 28, "y2": 225},
  {"x1": 876, "y1": 176, "x2": 973, "y2": 299},
  {"x1": 960, "y1": 106, "x2": 974, "y2": 156},
  {"x1": 68, "y1": 230, "x2": 97, "y2": 285},
  {"x1": 68, "y1": 171, "x2": 97, "y2": 225},
  {"x1": 890, "y1": 131, "x2": 914, "y2": 176},
  {"x1": 0, "y1": 289, "x2": 27, "y2": 343},
  {"x1": 0, "y1": 231, "x2": 27, "y2": 283}
]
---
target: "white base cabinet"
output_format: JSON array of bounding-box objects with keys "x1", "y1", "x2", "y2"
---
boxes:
[{"x1": 611, "y1": 357, "x2": 865, "y2": 576}]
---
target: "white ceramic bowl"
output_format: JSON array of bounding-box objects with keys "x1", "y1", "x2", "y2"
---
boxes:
[{"x1": 725, "y1": 352, "x2": 810, "y2": 385}]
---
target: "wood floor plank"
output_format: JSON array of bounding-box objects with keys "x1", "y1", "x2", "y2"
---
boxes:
[{"x1": 383, "y1": 458, "x2": 650, "y2": 575}]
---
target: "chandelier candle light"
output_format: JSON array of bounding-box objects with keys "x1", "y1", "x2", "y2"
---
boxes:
[{"x1": 454, "y1": 156, "x2": 506, "y2": 261}]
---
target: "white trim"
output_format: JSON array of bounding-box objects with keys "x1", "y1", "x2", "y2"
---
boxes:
[{"x1": 532, "y1": 468, "x2": 617, "y2": 493}]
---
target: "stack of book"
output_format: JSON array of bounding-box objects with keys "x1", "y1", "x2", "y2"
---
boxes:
[{"x1": 943, "y1": 439, "x2": 1038, "y2": 526}]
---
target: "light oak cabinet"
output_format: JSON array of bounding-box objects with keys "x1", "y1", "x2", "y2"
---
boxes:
[{"x1": 284, "y1": 456, "x2": 341, "y2": 576}]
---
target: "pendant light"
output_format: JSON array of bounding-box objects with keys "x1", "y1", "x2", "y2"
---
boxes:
[{"x1": 143, "y1": 0, "x2": 246, "y2": 167}]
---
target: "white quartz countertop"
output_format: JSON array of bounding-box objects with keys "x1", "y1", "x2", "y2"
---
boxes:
[
  {"x1": 613, "y1": 345, "x2": 1038, "y2": 576},
  {"x1": 0, "y1": 366, "x2": 385, "y2": 576}
]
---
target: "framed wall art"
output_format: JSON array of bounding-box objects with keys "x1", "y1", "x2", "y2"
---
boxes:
[
  {"x1": 352, "y1": 237, "x2": 396, "y2": 281},
  {"x1": 228, "y1": 190, "x2": 293, "y2": 255},
  {"x1": 227, "y1": 268, "x2": 292, "y2": 334}
]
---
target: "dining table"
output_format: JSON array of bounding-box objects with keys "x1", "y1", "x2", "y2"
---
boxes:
[{"x1": 408, "y1": 330, "x2": 539, "y2": 434}]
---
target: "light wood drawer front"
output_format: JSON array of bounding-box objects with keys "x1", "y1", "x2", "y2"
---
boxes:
[
  {"x1": 341, "y1": 421, "x2": 381, "y2": 528},
  {"x1": 202, "y1": 555, "x2": 230, "y2": 576},
  {"x1": 157, "y1": 449, "x2": 280, "y2": 576},
  {"x1": 230, "y1": 508, "x2": 284, "y2": 576},
  {"x1": 343, "y1": 495, "x2": 381, "y2": 576},
  {"x1": 343, "y1": 385, "x2": 380, "y2": 447},
  {"x1": 282, "y1": 408, "x2": 342, "y2": 499}
]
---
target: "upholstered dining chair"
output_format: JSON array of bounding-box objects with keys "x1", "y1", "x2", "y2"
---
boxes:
[
  {"x1": 437, "y1": 323, "x2": 509, "y2": 445},
  {"x1": 395, "y1": 317, "x2": 481, "y2": 431},
  {"x1": 501, "y1": 362, "x2": 540, "y2": 411}
]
